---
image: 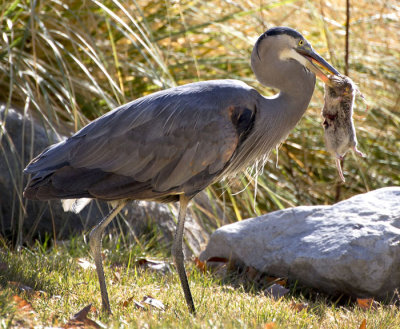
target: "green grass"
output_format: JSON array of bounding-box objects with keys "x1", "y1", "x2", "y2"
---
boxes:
[{"x1": 1, "y1": 237, "x2": 400, "y2": 328}]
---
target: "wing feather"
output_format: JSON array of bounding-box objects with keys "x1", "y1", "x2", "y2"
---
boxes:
[{"x1": 25, "y1": 80, "x2": 258, "y2": 199}]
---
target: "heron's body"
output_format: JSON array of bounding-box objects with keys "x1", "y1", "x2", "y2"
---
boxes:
[
  {"x1": 23, "y1": 27, "x2": 339, "y2": 314},
  {"x1": 24, "y1": 78, "x2": 314, "y2": 202}
]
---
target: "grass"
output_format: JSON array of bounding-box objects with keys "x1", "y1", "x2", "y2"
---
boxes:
[{"x1": 1, "y1": 236, "x2": 400, "y2": 328}]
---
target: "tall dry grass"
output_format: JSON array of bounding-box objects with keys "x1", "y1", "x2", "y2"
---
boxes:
[{"x1": 0, "y1": 0, "x2": 399, "y2": 239}]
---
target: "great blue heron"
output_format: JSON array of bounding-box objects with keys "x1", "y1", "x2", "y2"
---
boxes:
[{"x1": 23, "y1": 27, "x2": 339, "y2": 315}]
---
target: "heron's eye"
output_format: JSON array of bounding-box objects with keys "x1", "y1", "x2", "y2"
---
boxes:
[{"x1": 298, "y1": 39, "x2": 304, "y2": 46}]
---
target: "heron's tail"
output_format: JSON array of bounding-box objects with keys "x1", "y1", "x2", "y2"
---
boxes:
[{"x1": 61, "y1": 198, "x2": 92, "y2": 213}]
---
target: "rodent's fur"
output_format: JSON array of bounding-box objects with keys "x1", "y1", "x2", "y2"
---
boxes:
[{"x1": 322, "y1": 75, "x2": 365, "y2": 182}]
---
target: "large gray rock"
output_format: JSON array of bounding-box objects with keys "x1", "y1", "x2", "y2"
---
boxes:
[
  {"x1": 200, "y1": 187, "x2": 400, "y2": 299},
  {"x1": 0, "y1": 104, "x2": 210, "y2": 255}
]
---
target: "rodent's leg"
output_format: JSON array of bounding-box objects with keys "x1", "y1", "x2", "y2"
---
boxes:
[
  {"x1": 335, "y1": 158, "x2": 346, "y2": 183},
  {"x1": 352, "y1": 146, "x2": 366, "y2": 157},
  {"x1": 335, "y1": 152, "x2": 345, "y2": 160}
]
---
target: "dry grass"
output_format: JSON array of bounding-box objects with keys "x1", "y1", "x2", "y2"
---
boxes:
[{"x1": 1, "y1": 0, "x2": 399, "y2": 230}]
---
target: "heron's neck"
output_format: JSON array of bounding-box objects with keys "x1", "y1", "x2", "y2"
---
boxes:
[
  {"x1": 259, "y1": 79, "x2": 315, "y2": 141},
  {"x1": 273, "y1": 88, "x2": 313, "y2": 127},
  {"x1": 221, "y1": 74, "x2": 315, "y2": 177}
]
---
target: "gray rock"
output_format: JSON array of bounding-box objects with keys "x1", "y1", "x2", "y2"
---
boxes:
[
  {"x1": 200, "y1": 187, "x2": 400, "y2": 299},
  {"x1": 0, "y1": 104, "x2": 209, "y2": 255}
]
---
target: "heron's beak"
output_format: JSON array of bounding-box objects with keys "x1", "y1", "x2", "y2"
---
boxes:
[{"x1": 297, "y1": 48, "x2": 340, "y2": 86}]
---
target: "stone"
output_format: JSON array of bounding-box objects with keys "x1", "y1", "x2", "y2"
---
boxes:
[
  {"x1": 200, "y1": 187, "x2": 400, "y2": 300},
  {"x1": 0, "y1": 104, "x2": 210, "y2": 255}
]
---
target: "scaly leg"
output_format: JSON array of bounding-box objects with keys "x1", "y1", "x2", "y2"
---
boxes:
[
  {"x1": 89, "y1": 200, "x2": 127, "y2": 314},
  {"x1": 172, "y1": 195, "x2": 195, "y2": 314}
]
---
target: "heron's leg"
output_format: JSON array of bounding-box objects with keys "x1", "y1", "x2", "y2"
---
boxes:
[
  {"x1": 172, "y1": 195, "x2": 195, "y2": 314},
  {"x1": 89, "y1": 200, "x2": 127, "y2": 314}
]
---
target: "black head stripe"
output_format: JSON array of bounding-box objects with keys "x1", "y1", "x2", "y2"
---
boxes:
[
  {"x1": 255, "y1": 26, "x2": 303, "y2": 60},
  {"x1": 265, "y1": 27, "x2": 303, "y2": 39}
]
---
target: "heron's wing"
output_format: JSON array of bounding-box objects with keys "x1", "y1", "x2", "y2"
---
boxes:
[{"x1": 25, "y1": 81, "x2": 257, "y2": 198}]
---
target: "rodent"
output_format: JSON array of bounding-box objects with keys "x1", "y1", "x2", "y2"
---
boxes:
[{"x1": 322, "y1": 74, "x2": 365, "y2": 182}]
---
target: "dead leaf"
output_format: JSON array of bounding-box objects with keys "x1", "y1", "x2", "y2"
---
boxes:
[
  {"x1": 9, "y1": 281, "x2": 48, "y2": 300},
  {"x1": 359, "y1": 318, "x2": 367, "y2": 329},
  {"x1": 206, "y1": 257, "x2": 229, "y2": 263},
  {"x1": 120, "y1": 296, "x2": 133, "y2": 308},
  {"x1": 357, "y1": 298, "x2": 378, "y2": 311},
  {"x1": 32, "y1": 289, "x2": 48, "y2": 299},
  {"x1": 264, "y1": 322, "x2": 276, "y2": 329},
  {"x1": 8, "y1": 281, "x2": 34, "y2": 293},
  {"x1": 276, "y1": 279, "x2": 287, "y2": 287},
  {"x1": 246, "y1": 266, "x2": 260, "y2": 281},
  {"x1": 72, "y1": 304, "x2": 94, "y2": 320},
  {"x1": 148, "y1": 262, "x2": 170, "y2": 273},
  {"x1": 120, "y1": 296, "x2": 146, "y2": 310},
  {"x1": 134, "y1": 300, "x2": 146, "y2": 310},
  {"x1": 112, "y1": 270, "x2": 121, "y2": 283},
  {"x1": 12, "y1": 295, "x2": 35, "y2": 312},
  {"x1": 213, "y1": 263, "x2": 228, "y2": 278},
  {"x1": 222, "y1": 285, "x2": 235, "y2": 292},
  {"x1": 77, "y1": 258, "x2": 96, "y2": 270},
  {"x1": 264, "y1": 284, "x2": 289, "y2": 299},
  {"x1": 194, "y1": 257, "x2": 206, "y2": 272},
  {"x1": 266, "y1": 276, "x2": 287, "y2": 287},
  {"x1": 204, "y1": 257, "x2": 230, "y2": 275},
  {"x1": 10, "y1": 295, "x2": 37, "y2": 327},
  {"x1": 266, "y1": 276, "x2": 278, "y2": 283},
  {"x1": 64, "y1": 304, "x2": 102, "y2": 329},
  {"x1": 290, "y1": 301, "x2": 308, "y2": 312},
  {"x1": 136, "y1": 258, "x2": 171, "y2": 274},
  {"x1": 142, "y1": 295, "x2": 165, "y2": 311}
]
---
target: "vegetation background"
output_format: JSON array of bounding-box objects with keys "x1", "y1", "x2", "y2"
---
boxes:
[
  {"x1": 0, "y1": 0, "x2": 399, "y2": 327},
  {"x1": 1, "y1": 0, "x2": 399, "y2": 228}
]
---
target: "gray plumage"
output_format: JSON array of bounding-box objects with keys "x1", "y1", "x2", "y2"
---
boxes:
[
  {"x1": 25, "y1": 81, "x2": 257, "y2": 201},
  {"x1": 322, "y1": 75, "x2": 365, "y2": 182},
  {"x1": 23, "y1": 27, "x2": 339, "y2": 314}
]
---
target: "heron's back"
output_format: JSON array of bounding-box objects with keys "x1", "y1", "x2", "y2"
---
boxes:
[{"x1": 24, "y1": 80, "x2": 259, "y2": 202}]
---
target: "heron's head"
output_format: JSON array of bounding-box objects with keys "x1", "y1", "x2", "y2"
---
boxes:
[{"x1": 251, "y1": 27, "x2": 340, "y2": 91}]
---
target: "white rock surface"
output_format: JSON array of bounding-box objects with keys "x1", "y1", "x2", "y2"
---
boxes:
[{"x1": 200, "y1": 187, "x2": 400, "y2": 299}]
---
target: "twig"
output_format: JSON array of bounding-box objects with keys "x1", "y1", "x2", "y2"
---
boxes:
[{"x1": 344, "y1": 0, "x2": 350, "y2": 76}]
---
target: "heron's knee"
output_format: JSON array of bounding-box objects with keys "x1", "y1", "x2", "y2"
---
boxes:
[{"x1": 89, "y1": 230, "x2": 102, "y2": 254}]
